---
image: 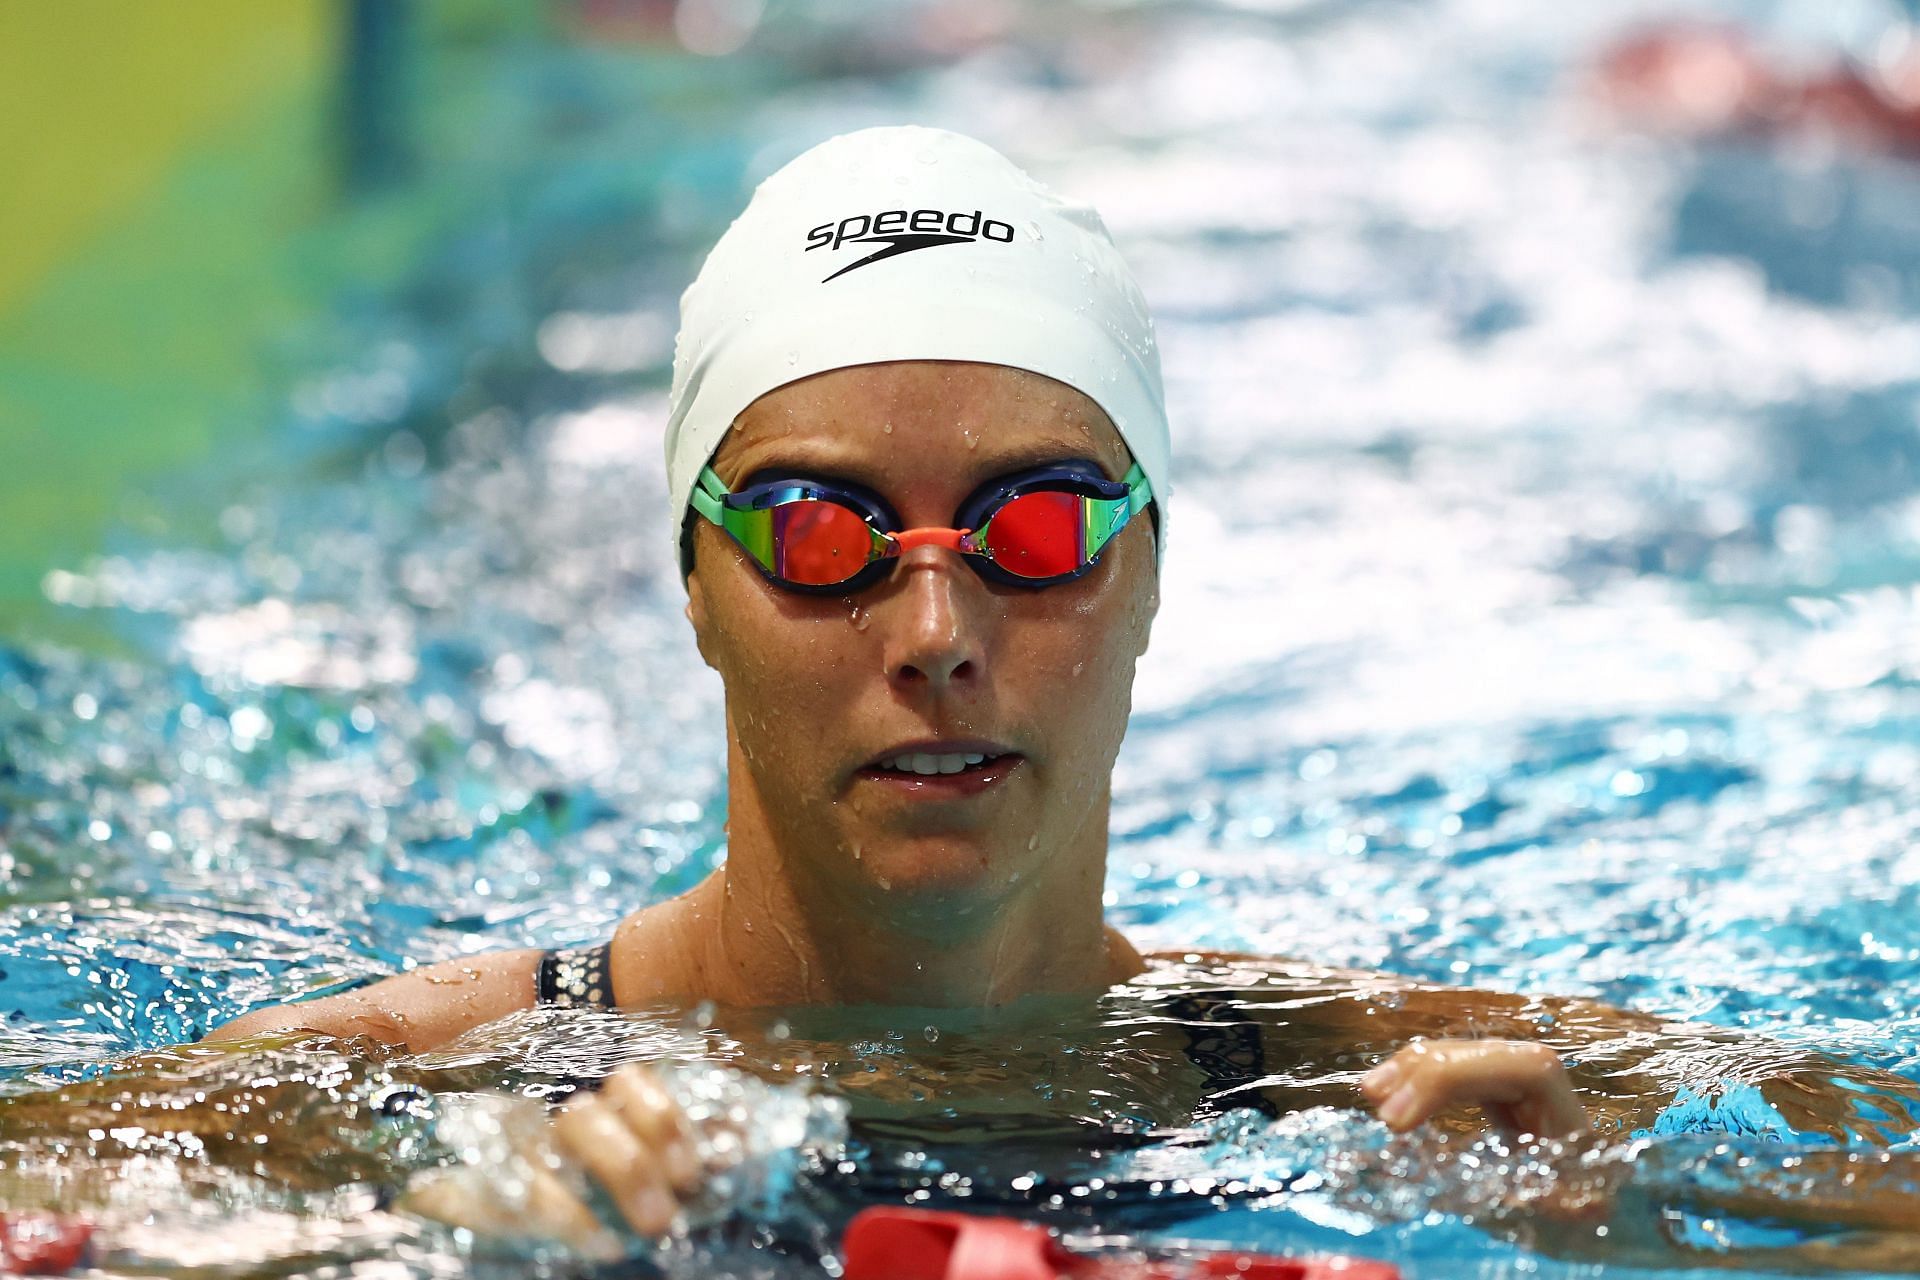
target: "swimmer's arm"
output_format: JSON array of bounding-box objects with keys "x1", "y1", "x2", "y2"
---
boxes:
[
  {"x1": 202, "y1": 948, "x2": 543, "y2": 1053},
  {"x1": 1287, "y1": 974, "x2": 1920, "y2": 1137}
]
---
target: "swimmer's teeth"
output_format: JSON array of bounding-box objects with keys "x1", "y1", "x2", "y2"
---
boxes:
[{"x1": 879, "y1": 752, "x2": 994, "y2": 775}]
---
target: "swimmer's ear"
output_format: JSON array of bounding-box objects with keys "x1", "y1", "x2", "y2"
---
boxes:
[{"x1": 685, "y1": 573, "x2": 718, "y2": 670}]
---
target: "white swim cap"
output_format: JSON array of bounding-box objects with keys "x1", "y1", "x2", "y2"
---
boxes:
[{"x1": 665, "y1": 125, "x2": 1170, "y2": 579}]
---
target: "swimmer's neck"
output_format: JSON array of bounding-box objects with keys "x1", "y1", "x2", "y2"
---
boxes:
[{"x1": 639, "y1": 806, "x2": 1142, "y2": 1010}]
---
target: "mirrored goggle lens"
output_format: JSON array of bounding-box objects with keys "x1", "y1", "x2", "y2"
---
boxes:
[
  {"x1": 770, "y1": 500, "x2": 876, "y2": 586},
  {"x1": 982, "y1": 490, "x2": 1087, "y2": 579}
]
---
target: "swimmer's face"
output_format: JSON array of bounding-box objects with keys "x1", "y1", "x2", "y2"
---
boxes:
[{"x1": 686, "y1": 361, "x2": 1158, "y2": 927}]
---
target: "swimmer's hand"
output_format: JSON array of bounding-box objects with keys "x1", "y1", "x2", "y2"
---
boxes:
[
  {"x1": 1361, "y1": 1038, "x2": 1590, "y2": 1139},
  {"x1": 550, "y1": 1063, "x2": 704, "y2": 1236},
  {"x1": 401, "y1": 1064, "x2": 702, "y2": 1257}
]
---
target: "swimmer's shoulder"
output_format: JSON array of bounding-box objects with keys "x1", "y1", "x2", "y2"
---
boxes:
[
  {"x1": 1104, "y1": 923, "x2": 1147, "y2": 983},
  {"x1": 204, "y1": 885, "x2": 719, "y2": 1053},
  {"x1": 202, "y1": 946, "x2": 547, "y2": 1052},
  {"x1": 607, "y1": 891, "x2": 707, "y2": 1006}
]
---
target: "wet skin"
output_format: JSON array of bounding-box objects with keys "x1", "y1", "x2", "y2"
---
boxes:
[{"x1": 664, "y1": 359, "x2": 1160, "y2": 1009}]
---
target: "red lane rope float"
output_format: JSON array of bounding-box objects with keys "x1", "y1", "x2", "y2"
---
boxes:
[
  {"x1": 0, "y1": 1215, "x2": 93, "y2": 1276},
  {"x1": 841, "y1": 1207, "x2": 1402, "y2": 1280}
]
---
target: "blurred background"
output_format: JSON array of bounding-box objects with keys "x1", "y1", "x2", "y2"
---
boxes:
[{"x1": 2, "y1": 0, "x2": 734, "y2": 649}]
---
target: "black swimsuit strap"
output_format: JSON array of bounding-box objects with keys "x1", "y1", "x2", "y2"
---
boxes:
[
  {"x1": 536, "y1": 941, "x2": 616, "y2": 1009},
  {"x1": 1163, "y1": 988, "x2": 1280, "y2": 1120}
]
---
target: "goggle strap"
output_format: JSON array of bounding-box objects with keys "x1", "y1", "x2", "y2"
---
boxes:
[
  {"x1": 694, "y1": 468, "x2": 784, "y2": 571},
  {"x1": 691, "y1": 466, "x2": 729, "y2": 526},
  {"x1": 1080, "y1": 464, "x2": 1154, "y2": 560},
  {"x1": 1124, "y1": 461, "x2": 1152, "y2": 517}
]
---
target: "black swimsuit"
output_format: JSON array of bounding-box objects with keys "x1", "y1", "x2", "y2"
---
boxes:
[
  {"x1": 535, "y1": 942, "x2": 1278, "y2": 1121},
  {"x1": 535, "y1": 941, "x2": 1289, "y2": 1235}
]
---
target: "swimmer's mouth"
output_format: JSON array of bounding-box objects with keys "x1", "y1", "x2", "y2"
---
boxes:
[{"x1": 858, "y1": 742, "x2": 1020, "y2": 779}]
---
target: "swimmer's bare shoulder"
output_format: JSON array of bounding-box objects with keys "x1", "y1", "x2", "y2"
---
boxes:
[
  {"x1": 202, "y1": 947, "x2": 546, "y2": 1052},
  {"x1": 204, "y1": 899, "x2": 696, "y2": 1052}
]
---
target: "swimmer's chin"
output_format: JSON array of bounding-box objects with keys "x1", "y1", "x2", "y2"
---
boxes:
[{"x1": 835, "y1": 836, "x2": 1028, "y2": 905}]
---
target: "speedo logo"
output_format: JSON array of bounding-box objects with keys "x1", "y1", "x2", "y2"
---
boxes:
[{"x1": 805, "y1": 208, "x2": 1015, "y2": 282}]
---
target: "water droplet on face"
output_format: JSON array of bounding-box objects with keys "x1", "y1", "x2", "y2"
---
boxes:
[
  {"x1": 851, "y1": 843, "x2": 863, "y2": 862},
  {"x1": 1027, "y1": 833, "x2": 1040, "y2": 850},
  {"x1": 743, "y1": 919, "x2": 755, "y2": 933},
  {"x1": 848, "y1": 604, "x2": 871, "y2": 631},
  {"x1": 882, "y1": 422, "x2": 893, "y2": 435}
]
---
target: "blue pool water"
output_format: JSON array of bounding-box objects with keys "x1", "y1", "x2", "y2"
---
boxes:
[{"x1": 9, "y1": 0, "x2": 1920, "y2": 1274}]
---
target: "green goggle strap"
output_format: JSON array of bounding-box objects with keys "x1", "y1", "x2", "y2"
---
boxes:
[
  {"x1": 1083, "y1": 461, "x2": 1152, "y2": 560},
  {"x1": 691, "y1": 468, "x2": 778, "y2": 570}
]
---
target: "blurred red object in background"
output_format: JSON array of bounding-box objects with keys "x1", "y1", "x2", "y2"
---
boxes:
[{"x1": 1593, "y1": 22, "x2": 1920, "y2": 156}]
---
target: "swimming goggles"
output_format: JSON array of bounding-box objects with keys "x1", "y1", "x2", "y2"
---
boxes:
[{"x1": 689, "y1": 460, "x2": 1154, "y2": 593}]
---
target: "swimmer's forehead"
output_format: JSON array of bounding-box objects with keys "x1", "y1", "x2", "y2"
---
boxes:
[{"x1": 714, "y1": 362, "x2": 1133, "y2": 485}]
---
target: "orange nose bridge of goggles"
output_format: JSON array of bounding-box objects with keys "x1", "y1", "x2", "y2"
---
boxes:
[{"x1": 888, "y1": 527, "x2": 974, "y2": 554}]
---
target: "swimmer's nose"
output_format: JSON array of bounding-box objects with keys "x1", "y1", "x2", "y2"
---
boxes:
[{"x1": 878, "y1": 545, "x2": 986, "y2": 691}]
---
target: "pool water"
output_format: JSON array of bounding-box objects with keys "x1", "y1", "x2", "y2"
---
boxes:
[{"x1": 9, "y1": 0, "x2": 1920, "y2": 1274}]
